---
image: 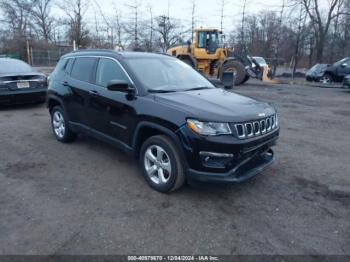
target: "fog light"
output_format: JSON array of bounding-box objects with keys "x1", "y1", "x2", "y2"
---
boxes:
[{"x1": 199, "y1": 151, "x2": 234, "y2": 169}]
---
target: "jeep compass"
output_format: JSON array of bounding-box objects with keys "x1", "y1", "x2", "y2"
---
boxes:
[{"x1": 47, "y1": 50, "x2": 279, "y2": 193}]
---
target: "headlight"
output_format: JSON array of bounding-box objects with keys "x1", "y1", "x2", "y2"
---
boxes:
[{"x1": 187, "y1": 119, "x2": 232, "y2": 136}]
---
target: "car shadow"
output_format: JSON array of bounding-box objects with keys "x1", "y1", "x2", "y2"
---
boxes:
[
  {"x1": 0, "y1": 102, "x2": 45, "y2": 111},
  {"x1": 74, "y1": 133, "x2": 260, "y2": 196}
]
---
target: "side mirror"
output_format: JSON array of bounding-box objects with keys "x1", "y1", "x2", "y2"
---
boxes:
[
  {"x1": 341, "y1": 63, "x2": 347, "y2": 68},
  {"x1": 107, "y1": 80, "x2": 135, "y2": 94}
]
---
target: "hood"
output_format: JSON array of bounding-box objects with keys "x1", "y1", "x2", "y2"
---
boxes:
[{"x1": 154, "y1": 88, "x2": 275, "y2": 122}]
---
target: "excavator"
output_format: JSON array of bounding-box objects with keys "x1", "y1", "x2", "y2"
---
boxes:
[{"x1": 167, "y1": 28, "x2": 278, "y2": 87}]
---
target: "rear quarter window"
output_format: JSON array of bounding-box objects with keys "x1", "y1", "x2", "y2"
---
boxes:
[
  {"x1": 64, "y1": 58, "x2": 74, "y2": 74},
  {"x1": 71, "y1": 57, "x2": 97, "y2": 82}
]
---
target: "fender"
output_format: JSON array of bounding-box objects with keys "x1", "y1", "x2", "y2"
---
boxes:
[
  {"x1": 133, "y1": 121, "x2": 181, "y2": 149},
  {"x1": 46, "y1": 94, "x2": 75, "y2": 124},
  {"x1": 46, "y1": 94, "x2": 66, "y2": 112},
  {"x1": 132, "y1": 121, "x2": 189, "y2": 168}
]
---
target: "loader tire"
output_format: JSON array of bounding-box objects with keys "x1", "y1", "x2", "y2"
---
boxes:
[
  {"x1": 179, "y1": 56, "x2": 195, "y2": 68},
  {"x1": 220, "y1": 60, "x2": 246, "y2": 86},
  {"x1": 241, "y1": 74, "x2": 250, "y2": 84}
]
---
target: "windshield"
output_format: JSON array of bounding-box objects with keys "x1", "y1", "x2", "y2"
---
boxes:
[
  {"x1": 0, "y1": 59, "x2": 34, "y2": 74},
  {"x1": 334, "y1": 58, "x2": 350, "y2": 66},
  {"x1": 126, "y1": 57, "x2": 215, "y2": 92},
  {"x1": 198, "y1": 31, "x2": 220, "y2": 52}
]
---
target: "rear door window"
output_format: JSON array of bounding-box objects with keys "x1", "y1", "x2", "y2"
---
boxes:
[
  {"x1": 71, "y1": 57, "x2": 97, "y2": 82},
  {"x1": 95, "y1": 58, "x2": 129, "y2": 87}
]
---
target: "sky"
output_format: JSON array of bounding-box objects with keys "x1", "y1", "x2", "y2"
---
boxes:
[{"x1": 82, "y1": 0, "x2": 289, "y2": 33}]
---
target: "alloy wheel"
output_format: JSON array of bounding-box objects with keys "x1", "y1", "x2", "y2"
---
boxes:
[
  {"x1": 320, "y1": 76, "x2": 331, "y2": 84},
  {"x1": 144, "y1": 145, "x2": 172, "y2": 185},
  {"x1": 53, "y1": 111, "x2": 65, "y2": 139}
]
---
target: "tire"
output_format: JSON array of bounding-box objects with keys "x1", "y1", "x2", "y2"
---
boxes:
[
  {"x1": 220, "y1": 60, "x2": 246, "y2": 86},
  {"x1": 320, "y1": 73, "x2": 333, "y2": 84},
  {"x1": 140, "y1": 135, "x2": 185, "y2": 193},
  {"x1": 50, "y1": 106, "x2": 76, "y2": 143}
]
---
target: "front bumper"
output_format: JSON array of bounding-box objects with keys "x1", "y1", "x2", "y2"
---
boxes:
[
  {"x1": 0, "y1": 88, "x2": 47, "y2": 105},
  {"x1": 188, "y1": 148, "x2": 274, "y2": 183},
  {"x1": 177, "y1": 126, "x2": 279, "y2": 183}
]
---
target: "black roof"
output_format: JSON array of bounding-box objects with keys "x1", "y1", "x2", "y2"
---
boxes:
[{"x1": 63, "y1": 49, "x2": 170, "y2": 60}]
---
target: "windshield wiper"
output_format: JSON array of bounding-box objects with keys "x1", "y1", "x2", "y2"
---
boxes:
[
  {"x1": 183, "y1": 86, "x2": 212, "y2": 91},
  {"x1": 148, "y1": 89, "x2": 177, "y2": 93}
]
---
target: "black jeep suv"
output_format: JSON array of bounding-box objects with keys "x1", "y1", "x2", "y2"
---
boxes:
[{"x1": 47, "y1": 50, "x2": 279, "y2": 193}]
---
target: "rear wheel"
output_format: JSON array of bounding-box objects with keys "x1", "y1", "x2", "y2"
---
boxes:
[
  {"x1": 140, "y1": 135, "x2": 185, "y2": 193},
  {"x1": 50, "y1": 106, "x2": 76, "y2": 143},
  {"x1": 320, "y1": 73, "x2": 333, "y2": 84},
  {"x1": 220, "y1": 60, "x2": 246, "y2": 87}
]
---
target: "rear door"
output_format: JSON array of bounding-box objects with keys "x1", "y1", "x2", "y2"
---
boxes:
[{"x1": 66, "y1": 57, "x2": 98, "y2": 126}]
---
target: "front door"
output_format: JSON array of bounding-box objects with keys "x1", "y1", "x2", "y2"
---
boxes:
[{"x1": 88, "y1": 57, "x2": 137, "y2": 143}]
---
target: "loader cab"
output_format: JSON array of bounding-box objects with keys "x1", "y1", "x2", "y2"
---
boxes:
[{"x1": 195, "y1": 29, "x2": 221, "y2": 54}]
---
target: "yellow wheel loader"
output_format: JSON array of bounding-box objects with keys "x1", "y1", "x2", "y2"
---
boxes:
[{"x1": 167, "y1": 28, "x2": 277, "y2": 87}]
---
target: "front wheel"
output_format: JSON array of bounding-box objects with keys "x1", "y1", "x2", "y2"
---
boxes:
[{"x1": 140, "y1": 135, "x2": 186, "y2": 193}]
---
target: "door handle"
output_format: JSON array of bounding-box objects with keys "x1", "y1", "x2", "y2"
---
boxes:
[
  {"x1": 89, "y1": 90, "x2": 99, "y2": 96},
  {"x1": 61, "y1": 81, "x2": 69, "y2": 86}
]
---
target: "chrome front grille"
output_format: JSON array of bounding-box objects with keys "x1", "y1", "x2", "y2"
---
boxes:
[{"x1": 234, "y1": 114, "x2": 278, "y2": 139}]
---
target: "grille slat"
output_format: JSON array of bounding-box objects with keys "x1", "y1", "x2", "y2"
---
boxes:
[{"x1": 234, "y1": 114, "x2": 278, "y2": 139}]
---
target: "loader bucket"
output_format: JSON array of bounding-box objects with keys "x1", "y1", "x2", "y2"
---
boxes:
[{"x1": 262, "y1": 65, "x2": 281, "y2": 84}]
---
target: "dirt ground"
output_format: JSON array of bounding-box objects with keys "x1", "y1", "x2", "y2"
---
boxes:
[{"x1": 0, "y1": 81, "x2": 349, "y2": 255}]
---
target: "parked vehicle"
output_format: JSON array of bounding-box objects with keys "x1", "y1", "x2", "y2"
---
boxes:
[
  {"x1": 305, "y1": 64, "x2": 330, "y2": 82},
  {"x1": 343, "y1": 74, "x2": 350, "y2": 88},
  {"x1": 47, "y1": 50, "x2": 280, "y2": 193},
  {"x1": 252, "y1": 56, "x2": 268, "y2": 67},
  {"x1": 0, "y1": 58, "x2": 47, "y2": 105},
  {"x1": 319, "y1": 57, "x2": 350, "y2": 84}
]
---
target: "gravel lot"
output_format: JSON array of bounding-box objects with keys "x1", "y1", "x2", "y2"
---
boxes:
[{"x1": 0, "y1": 81, "x2": 349, "y2": 255}]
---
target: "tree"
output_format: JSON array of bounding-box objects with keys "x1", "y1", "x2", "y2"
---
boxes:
[
  {"x1": 299, "y1": 0, "x2": 348, "y2": 62},
  {"x1": 155, "y1": 15, "x2": 181, "y2": 52},
  {"x1": 30, "y1": 0, "x2": 54, "y2": 42},
  {"x1": 58, "y1": 0, "x2": 90, "y2": 48},
  {"x1": 113, "y1": 10, "x2": 125, "y2": 51},
  {"x1": 125, "y1": 0, "x2": 142, "y2": 50},
  {"x1": 0, "y1": 0, "x2": 33, "y2": 60},
  {"x1": 292, "y1": 3, "x2": 308, "y2": 78},
  {"x1": 0, "y1": 0, "x2": 32, "y2": 39}
]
